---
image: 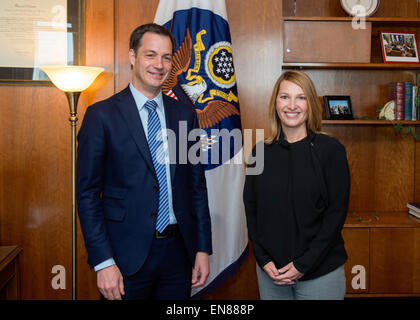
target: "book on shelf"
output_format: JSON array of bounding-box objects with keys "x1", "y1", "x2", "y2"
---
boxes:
[
  {"x1": 389, "y1": 82, "x2": 420, "y2": 121},
  {"x1": 404, "y1": 82, "x2": 412, "y2": 120},
  {"x1": 407, "y1": 202, "x2": 420, "y2": 213},
  {"x1": 417, "y1": 88, "x2": 420, "y2": 120},
  {"x1": 389, "y1": 82, "x2": 404, "y2": 120},
  {"x1": 408, "y1": 209, "x2": 420, "y2": 219},
  {"x1": 412, "y1": 85, "x2": 419, "y2": 120}
]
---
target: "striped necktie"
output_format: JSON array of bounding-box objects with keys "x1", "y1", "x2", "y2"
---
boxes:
[{"x1": 144, "y1": 100, "x2": 169, "y2": 233}]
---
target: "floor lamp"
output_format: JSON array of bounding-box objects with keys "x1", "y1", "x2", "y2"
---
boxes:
[{"x1": 40, "y1": 65, "x2": 104, "y2": 300}]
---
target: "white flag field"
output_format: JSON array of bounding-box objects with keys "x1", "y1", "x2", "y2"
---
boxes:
[{"x1": 154, "y1": 0, "x2": 249, "y2": 296}]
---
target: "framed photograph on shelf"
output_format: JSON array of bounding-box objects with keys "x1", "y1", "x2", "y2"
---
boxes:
[
  {"x1": 380, "y1": 31, "x2": 420, "y2": 63},
  {"x1": 0, "y1": 0, "x2": 83, "y2": 85},
  {"x1": 323, "y1": 95, "x2": 354, "y2": 120}
]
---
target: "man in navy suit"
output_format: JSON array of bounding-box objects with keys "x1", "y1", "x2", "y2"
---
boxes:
[{"x1": 77, "y1": 23, "x2": 212, "y2": 300}]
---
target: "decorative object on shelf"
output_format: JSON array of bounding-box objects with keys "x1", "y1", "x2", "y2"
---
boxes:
[
  {"x1": 407, "y1": 202, "x2": 420, "y2": 219},
  {"x1": 323, "y1": 95, "x2": 354, "y2": 120},
  {"x1": 349, "y1": 210, "x2": 380, "y2": 223},
  {"x1": 364, "y1": 105, "x2": 420, "y2": 140},
  {"x1": 340, "y1": 0, "x2": 380, "y2": 17},
  {"x1": 380, "y1": 31, "x2": 420, "y2": 63},
  {"x1": 40, "y1": 65, "x2": 104, "y2": 300},
  {"x1": 378, "y1": 100, "x2": 395, "y2": 120}
]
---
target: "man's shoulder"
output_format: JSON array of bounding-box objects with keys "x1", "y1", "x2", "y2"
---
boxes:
[{"x1": 87, "y1": 86, "x2": 131, "y2": 113}]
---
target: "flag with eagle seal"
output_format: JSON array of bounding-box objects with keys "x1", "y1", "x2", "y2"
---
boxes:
[{"x1": 155, "y1": 0, "x2": 248, "y2": 296}]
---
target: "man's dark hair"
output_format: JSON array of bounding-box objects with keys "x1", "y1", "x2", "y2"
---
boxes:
[{"x1": 129, "y1": 23, "x2": 176, "y2": 55}]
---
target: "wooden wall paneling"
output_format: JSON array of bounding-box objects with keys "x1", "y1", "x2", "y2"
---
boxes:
[
  {"x1": 415, "y1": 228, "x2": 420, "y2": 293},
  {"x1": 283, "y1": 21, "x2": 371, "y2": 63},
  {"x1": 415, "y1": 141, "x2": 420, "y2": 203},
  {"x1": 115, "y1": 0, "x2": 159, "y2": 92},
  {"x1": 0, "y1": 86, "x2": 72, "y2": 299},
  {"x1": 373, "y1": 0, "x2": 419, "y2": 18},
  {"x1": 294, "y1": 0, "x2": 345, "y2": 17},
  {"x1": 83, "y1": 0, "x2": 116, "y2": 103},
  {"x1": 282, "y1": 0, "x2": 295, "y2": 16},
  {"x1": 342, "y1": 228, "x2": 370, "y2": 294},
  {"x1": 76, "y1": 0, "x2": 116, "y2": 300},
  {"x1": 0, "y1": 0, "x2": 115, "y2": 300},
  {"x1": 370, "y1": 228, "x2": 420, "y2": 294},
  {"x1": 227, "y1": 0, "x2": 283, "y2": 139},
  {"x1": 324, "y1": 126, "x2": 377, "y2": 212},
  {"x1": 324, "y1": 126, "x2": 416, "y2": 213},
  {"x1": 372, "y1": 128, "x2": 415, "y2": 211},
  {"x1": 205, "y1": 244, "x2": 259, "y2": 300}
]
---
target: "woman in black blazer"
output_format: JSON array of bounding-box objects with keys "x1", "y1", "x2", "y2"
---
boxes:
[{"x1": 244, "y1": 70, "x2": 350, "y2": 300}]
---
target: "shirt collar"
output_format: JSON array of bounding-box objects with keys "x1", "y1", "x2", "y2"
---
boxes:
[{"x1": 129, "y1": 83, "x2": 164, "y2": 112}]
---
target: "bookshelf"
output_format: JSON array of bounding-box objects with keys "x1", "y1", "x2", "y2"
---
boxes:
[
  {"x1": 282, "y1": 62, "x2": 420, "y2": 69},
  {"x1": 283, "y1": 16, "x2": 420, "y2": 25},
  {"x1": 282, "y1": 0, "x2": 420, "y2": 297},
  {"x1": 322, "y1": 120, "x2": 420, "y2": 125}
]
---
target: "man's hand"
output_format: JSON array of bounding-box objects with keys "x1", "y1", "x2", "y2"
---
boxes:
[
  {"x1": 97, "y1": 264, "x2": 125, "y2": 300},
  {"x1": 191, "y1": 252, "x2": 209, "y2": 288}
]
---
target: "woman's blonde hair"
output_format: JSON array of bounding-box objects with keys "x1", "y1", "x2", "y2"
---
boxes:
[{"x1": 265, "y1": 70, "x2": 323, "y2": 144}]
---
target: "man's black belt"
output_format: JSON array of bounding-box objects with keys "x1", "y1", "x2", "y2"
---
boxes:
[{"x1": 155, "y1": 224, "x2": 179, "y2": 239}]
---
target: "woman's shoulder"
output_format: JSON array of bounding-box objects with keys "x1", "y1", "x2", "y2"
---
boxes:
[
  {"x1": 313, "y1": 132, "x2": 344, "y2": 148},
  {"x1": 312, "y1": 133, "x2": 347, "y2": 158}
]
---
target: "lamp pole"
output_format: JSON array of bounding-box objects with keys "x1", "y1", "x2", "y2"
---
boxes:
[
  {"x1": 65, "y1": 91, "x2": 81, "y2": 301},
  {"x1": 40, "y1": 65, "x2": 103, "y2": 300}
]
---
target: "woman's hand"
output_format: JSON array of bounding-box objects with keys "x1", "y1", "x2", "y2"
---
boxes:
[
  {"x1": 263, "y1": 261, "x2": 297, "y2": 285},
  {"x1": 274, "y1": 262, "x2": 303, "y2": 285}
]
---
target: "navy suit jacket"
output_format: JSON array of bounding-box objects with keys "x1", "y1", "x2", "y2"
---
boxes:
[{"x1": 77, "y1": 86, "x2": 212, "y2": 276}]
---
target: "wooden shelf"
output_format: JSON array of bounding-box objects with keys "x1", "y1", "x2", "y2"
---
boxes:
[
  {"x1": 344, "y1": 211, "x2": 420, "y2": 228},
  {"x1": 282, "y1": 17, "x2": 420, "y2": 69},
  {"x1": 282, "y1": 63, "x2": 420, "y2": 70},
  {"x1": 283, "y1": 16, "x2": 420, "y2": 26},
  {"x1": 322, "y1": 120, "x2": 420, "y2": 125}
]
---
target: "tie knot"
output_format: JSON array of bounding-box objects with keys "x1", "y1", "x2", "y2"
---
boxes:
[{"x1": 144, "y1": 100, "x2": 158, "y2": 112}]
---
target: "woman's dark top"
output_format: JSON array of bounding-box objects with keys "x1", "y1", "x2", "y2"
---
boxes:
[{"x1": 243, "y1": 130, "x2": 350, "y2": 281}]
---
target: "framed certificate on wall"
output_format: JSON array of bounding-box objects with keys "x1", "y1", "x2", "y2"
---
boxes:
[{"x1": 0, "y1": 0, "x2": 83, "y2": 85}]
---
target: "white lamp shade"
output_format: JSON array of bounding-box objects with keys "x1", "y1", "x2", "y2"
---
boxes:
[{"x1": 40, "y1": 65, "x2": 104, "y2": 92}]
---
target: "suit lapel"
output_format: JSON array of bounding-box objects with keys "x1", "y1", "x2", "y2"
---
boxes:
[
  {"x1": 163, "y1": 95, "x2": 179, "y2": 184},
  {"x1": 115, "y1": 86, "x2": 156, "y2": 178}
]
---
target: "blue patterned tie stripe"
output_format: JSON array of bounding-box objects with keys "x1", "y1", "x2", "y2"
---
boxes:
[{"x1": 144, "y1": 100, "x2": 170, "y2": 233}]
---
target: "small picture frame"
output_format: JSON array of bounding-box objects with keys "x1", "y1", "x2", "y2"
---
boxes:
[
  {"x1": 323, "y1": 96, "x2": 354, "y2": 120},
  {"x1": 380, "y1": 31, "x2": 420, "y2": 63}
]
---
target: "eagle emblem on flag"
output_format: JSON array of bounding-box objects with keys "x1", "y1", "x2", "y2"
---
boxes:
[{"x1": 162, "y1": 28, "x2": 240, "y2": 129}]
